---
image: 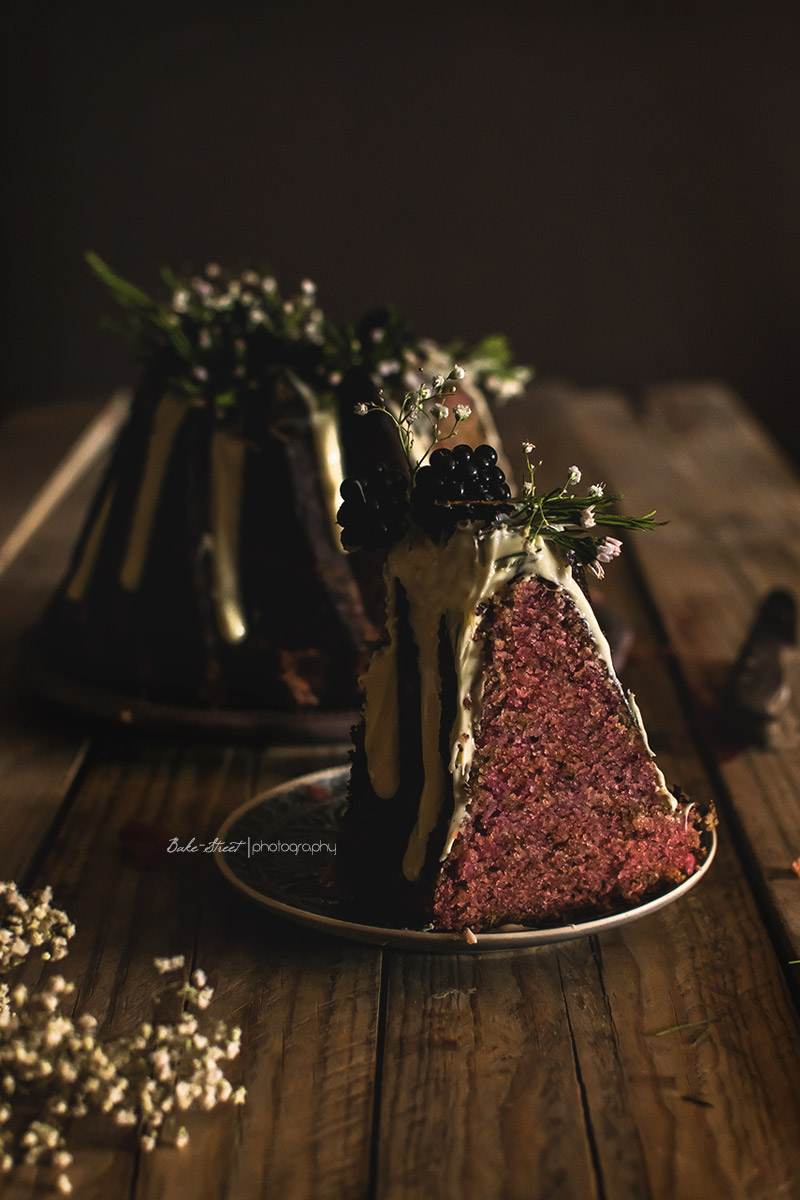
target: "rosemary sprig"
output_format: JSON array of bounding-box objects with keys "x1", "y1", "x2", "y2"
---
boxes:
[{"x1": 508, "y1": 443, "x2": 663, "y2": 576}]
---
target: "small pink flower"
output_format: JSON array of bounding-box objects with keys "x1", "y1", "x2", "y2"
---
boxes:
[
  {"x1": 596, "y1": 536, "x2": 622, "y2": 564},
  {"x1": 791, "y1": 857, "x2": 800, "y2": 877}
]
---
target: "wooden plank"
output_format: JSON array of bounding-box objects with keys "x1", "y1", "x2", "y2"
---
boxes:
[
  {"x1": 561, "y1": 381, "x2": 800, "y2": 966},
  {"x1": 9, "y1": 739, "x2": 379, "y2": 1200}
]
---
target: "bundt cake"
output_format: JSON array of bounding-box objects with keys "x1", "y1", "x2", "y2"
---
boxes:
[{"x1": 28, "y1": 259, "x2": 529, "y2": 727}]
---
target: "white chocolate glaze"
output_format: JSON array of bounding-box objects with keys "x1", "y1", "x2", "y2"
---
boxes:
[
  {"x1": 625, "y1": 691, "x2": 677, "y2": 812},
  {"x1": 119, "y1": 392, "x2": 188, "y2": 592},
  {"x1": 66, "y1": 484, "x2": 117, "y2": 602},
  {"x1": 286, "y1": 370, "x2": 346, "y2": 546},
  {"x1": 359, "y1": 523, "x2": 677, "y2": 884},
  {"x1": 210, "y1": 428, "x2": 247, "y2": 643}
]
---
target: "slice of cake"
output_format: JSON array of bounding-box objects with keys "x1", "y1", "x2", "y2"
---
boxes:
[{"x1": 336, "y1": 389, "x2": 715, "y2": 931}]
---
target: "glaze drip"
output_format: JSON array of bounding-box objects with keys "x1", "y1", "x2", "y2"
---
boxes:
[
  {"x1": 119, "y1": 392, "x2": 188, "y2": 592},
  {"x1": 210, "y1": 428, "x2": 247, "y2": 643},
  {"x1": 66, "y1": 485, "x2": 117, "y2": 603},
  {"x1": 286, "y1": 371, "x2": 346, "y2": 547}
]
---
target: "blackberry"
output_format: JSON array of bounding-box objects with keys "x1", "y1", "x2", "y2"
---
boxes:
[
  {"x1": 337, "y1": 463, "x2": 410, "y2": 551},
  {"x1": 411, "y1": 444, "x2": 511, "y2": 539}
]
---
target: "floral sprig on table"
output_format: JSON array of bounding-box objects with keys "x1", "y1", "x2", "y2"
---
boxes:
[
  {"x1": 0, "y1": 882, "x2": 244, "y2": 1196},
  {"x1": 86, "y1": 253, "x2": 530, "y2": 415},
  {"x1": 506, "y1": 443, "x2": 663, "y2": 577}
]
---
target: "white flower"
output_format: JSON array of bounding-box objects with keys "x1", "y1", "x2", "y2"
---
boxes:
[
  {"x1": 300, "y1": 278, "x2": 316, "y2": 295},
  {"x1": 454, "y1": 405, "x2": 472, "y2": 420},
  {"x1": 588, "y1": 482, "x2": 604, "y2": 497},
  {"x1": 449, "y1": 364, "x2": 466, "y2": 380},
  {"x1": 430, "y1": 404, "x2": 449, "y2": 420},
  {"x1": 580, "y1": 507, "x2": 596, "y2": 529},
  {"x1": 172, "y1": 290, "x2": 190, "y2": 313},
  {"x1": 568, "y1": 465, "x2": 581, "y2": 484},
  {"x1": 354, "y1": 403, "x2": 370, "y2": 415},
  {"x1": 588, "y1": 561, "x2": 605, "y2": 579},
  {"x1": 433, "y1": 375, "x2": 444, "y2": 388},
  {"x1": 522, "y1": 441, "x2": 535, "y2": 454},
  {"x1": 191, "y1": 366, "x2": 208, "y2": 383},
  {"x1": 328, "y1": 371, "x2": 342, "y2": 386},
  {"x1": 191, "y1": 969, "x2": 207, "y2": 989},
  {"x1": 596, "y1": 536, "x2": 622, "y2": 563}
]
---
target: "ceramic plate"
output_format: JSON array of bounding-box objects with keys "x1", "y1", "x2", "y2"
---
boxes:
[{"x1": 214, "y1": 765, "x2": 717, "y2": 953}]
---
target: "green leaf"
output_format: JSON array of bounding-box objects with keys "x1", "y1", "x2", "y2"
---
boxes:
[{"x1": 85, "y1": 251, "x2": 158, "y2": 316}]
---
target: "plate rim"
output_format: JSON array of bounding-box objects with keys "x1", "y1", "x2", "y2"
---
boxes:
[{"x1": 214, "y1": 765, "x2": 717, "y2": 952}]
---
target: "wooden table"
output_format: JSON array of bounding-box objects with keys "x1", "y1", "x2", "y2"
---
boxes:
[{"x1": 2, "y1": 382, "x2": 800, "y2": 1199}]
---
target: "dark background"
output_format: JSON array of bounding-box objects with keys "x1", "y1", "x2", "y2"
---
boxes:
[{"x1": 3, "y1": 1, "x2": 800, "y2": 459}]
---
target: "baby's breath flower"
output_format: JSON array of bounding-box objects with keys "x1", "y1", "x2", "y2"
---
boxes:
[
  {"x1": 454, "y1": 404, "x2": 471, "y2": 421},
  {"x1": 581, "y1": 507, "x2": 596, "y2": 529},
  {"x1": 449, "y1": 364, "x2": 466, "y2": 380},
  {"x1": 522, "y1": 441, "x2": 535, "y2": 454},
  {"x1": 588, "y1": 482, "x2": 604, "y2": 497},
  {"x1": 567, "y1": 465, "x2": 581, "y2": 484},
  {"x1": 354, "y1": 403, "x2": 370, "y2": 415},
  {"x1": 430, "y1": 404, "x2": 449, "y2": 420}
]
